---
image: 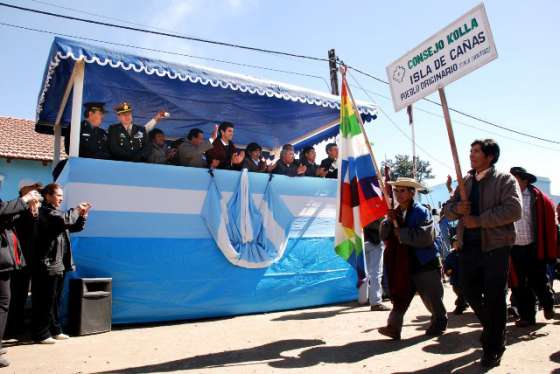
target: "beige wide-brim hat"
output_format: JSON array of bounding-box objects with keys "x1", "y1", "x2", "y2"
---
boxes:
[{"x1": 387, "y1": 177, "x2": 424, "y2": 190}]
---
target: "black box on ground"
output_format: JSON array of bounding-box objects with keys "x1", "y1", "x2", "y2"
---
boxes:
[{"x1": 68, "y1": 278, "x2": 112, "y2": 336}]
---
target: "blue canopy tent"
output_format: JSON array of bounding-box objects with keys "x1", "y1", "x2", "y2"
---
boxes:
[
  {"x1": 35, "y1": 38, "x2": 381, "y2": 324},
  {"x1": 36, "y1": 37, "x2": 377, "y2": 159}
]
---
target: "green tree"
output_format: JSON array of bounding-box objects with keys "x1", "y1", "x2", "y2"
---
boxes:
[{"x1": 381, "y1": 154, "x2": 434, "y2": 183}]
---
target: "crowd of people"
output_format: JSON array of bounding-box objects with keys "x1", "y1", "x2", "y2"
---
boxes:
[
  {"x1": 364, "y1": 139, "x2": 560, "y2": 369},
  {"x1": 52, "y1": 101, "x2": 340, "y2": 180},
  {"x1": 2, "y1": 102, "x2": 560, "y2": 371},
  {"x1": 0, "y1": 183, "x2": 90, "y2": 367}
]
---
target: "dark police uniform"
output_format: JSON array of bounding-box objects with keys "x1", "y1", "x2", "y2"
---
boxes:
[
  {"x1": 107, "y1": 102, "x2": 151, "y2": 162},
  {"x1": 64, "y1": 120, "x2": 110, "y2": 159},
  {"x1": 53, "y1": 102, "x2": 109, "y2": 181}
]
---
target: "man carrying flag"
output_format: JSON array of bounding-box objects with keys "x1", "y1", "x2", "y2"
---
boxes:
[
  {"x1": 334, "y1": 71, "x2": 388, "y2": 294},
  {"x1": 379, "y1": 177, "x2": 447, "y2": 340}
]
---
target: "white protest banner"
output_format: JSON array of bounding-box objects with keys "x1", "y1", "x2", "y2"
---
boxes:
[{"x1": 386, "y1": 3, "x2": 497, "y2": 112}]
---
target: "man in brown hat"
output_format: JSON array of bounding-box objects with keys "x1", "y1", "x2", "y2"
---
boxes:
[
  {"x1": 107, "y1": 102, "x2": 166, "y2": 162},
  {"x1": 509, "y1": 166, "x2": 557, "y2": 327},
  {"x1": 378, "y1": 177, "x2": 447, "y2": 340}
]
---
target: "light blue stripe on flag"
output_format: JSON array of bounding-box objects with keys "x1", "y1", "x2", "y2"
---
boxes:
[{"x1": 201, "y1": 170, "x2": 295, "y2": 268}]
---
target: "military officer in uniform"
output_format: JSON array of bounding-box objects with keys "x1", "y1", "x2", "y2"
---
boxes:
[
  {"x1": 107, "y1": 102, "x2": 153, "y2": 162},
  {"x1": 52, "y1": 102, "x2": 110, "y2": 180},
  {"x1": 63, "y1": 102, "x2": 110, "y2": 159}
]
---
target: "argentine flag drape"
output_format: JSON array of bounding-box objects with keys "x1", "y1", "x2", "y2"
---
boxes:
[
  {"x1": 335, "y1": 77, "x2": 388, "y2": 274},
  {"x1": 201, "y1": 169, "x2": 294, "y2": 268}
]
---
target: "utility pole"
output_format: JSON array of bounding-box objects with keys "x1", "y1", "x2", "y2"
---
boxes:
[{"x1": 328, "y1": 49, "x2": 339, "y2": 95}]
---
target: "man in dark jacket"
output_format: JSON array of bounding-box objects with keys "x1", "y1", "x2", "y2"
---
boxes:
[
  {"x1": 444, "y1": 139, "x2": 522, "y2": 368},
  {"x1": 379, "y1": 177, "x2": 447, "y2": 340},
  {"x1": 0, "y1": 189, "x2": 41, "y2": 367},
  {"x1": 319, "y1": 143, "x2": 338, "y2": 179},
  {"x1": 53, "y1": 102, "x2": 111, "y2": 180},
  {"x1": 509, "y1": 166, "x2": 557, "y2": 326},
  {"x1": 272, "y1": 148, "x2": 306, "y2": 177},
  {"x1": 63, "y1": 102, "x2": 110, "y2": 159},
  {"x1": 241, "y1": 143, "x2": 268, "y2": 173},
  {"x1": 32, "y1": 183, "x2": 90, "y2": 344},
  {"x1": 205, "y1": 122, "x2": 245, "y2": 169},
  {"x1": 6, "y1": 183, "x2": 42, "y2": 338},
  {"x1": 299, "y1": 146, "x2": 327, "y2": 177},
  {"x1": 108, "y1": 102, "x2": 152, "y2": 162}
]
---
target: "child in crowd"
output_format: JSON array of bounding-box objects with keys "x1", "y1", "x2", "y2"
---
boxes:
[{"x1": 443, "y1": 237, "x2": 468, "y2": 315}]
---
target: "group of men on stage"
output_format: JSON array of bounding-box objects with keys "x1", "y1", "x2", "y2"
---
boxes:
[
  {"x1": 375, "y1": 138, "x2": 558, "y2": 368},
  {"x1": 53, "y1": 101, "x2": 340, "y2": 180}
]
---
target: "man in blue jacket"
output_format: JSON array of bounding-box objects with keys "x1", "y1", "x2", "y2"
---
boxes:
[{"x1": 378, "y1": 177, "x2": 447, "y2": 340}]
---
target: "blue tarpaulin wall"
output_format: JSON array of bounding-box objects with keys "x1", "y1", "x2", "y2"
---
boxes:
[
  {"x1": 33, "y1": 38, "x2": 376, "y2": 324},
  {"x1": 36, "y1": 37, "x2": 377, "y2": 149},
  {"x1": 58, "y1": 158, "x2": 357, "y2": 324}
]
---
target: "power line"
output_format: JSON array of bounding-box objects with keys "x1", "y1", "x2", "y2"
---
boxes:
[
  {"x1": 4, "y1": 19, "x2": 551, "y2": 165},
  {"x1": 351, "y1": 66, "x2": 560, "y2": 145},
  {"x1": 345, "y1": 64, "x2": 560, "y2": 145},
  {"x1": 348, "y1": 72, "x2": 455, "y2": 172},
  {"x1": 348, "y1": 83, "x2": 560, "y2": 153},
  {"x1": 0, "y1": 18, "x2": 450, "y2": 170},
  {"x1": 0, "y1": 21, "x2": 332, "y2": 90},
  {"x1": 1, "y1": 0, "x2": 558, "y2": 145},
  {"x1": 27, "y1": 0, "x2": 190, "y2": 35},
  {"x1": 0, "y1": 1, "x2": 330, "y2": 63},
  {"x1": 421, "y1": 96, "x2": 560, "y2": 144}
]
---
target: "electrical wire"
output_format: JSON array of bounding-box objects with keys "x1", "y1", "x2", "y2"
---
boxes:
[
  {"x1": 344, "y1": 63, "x2": 560, "y2": 145},
  {"x1": 348, "y1": 71, "x2": 455, "y2": 172},
  {"x1": 348, "y1": 83, "x2": 560, "y2": 153},
  {"x1": 0, "y1": 21, "x2": 332, "y2": 90},
  {"x1": 0, "y1": 0, "x2": 557, "y2": 144},
  {"x1": 0, "y1": 1, "x2": 330, "y2": 62}
]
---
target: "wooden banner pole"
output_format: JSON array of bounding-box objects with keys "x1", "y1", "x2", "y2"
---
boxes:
[
  {"x1": 438, "y1": 87, "x2": 467, "y2": 201},
  {"x1": 407, "y1": 105, "x2": 416, "y2": 179}
]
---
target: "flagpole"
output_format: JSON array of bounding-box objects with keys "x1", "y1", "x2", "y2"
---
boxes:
[
  {"x1": 340, "y1": 66, "x2": 391, "y2": 212},
  {"x1": 407, "y1": 105, "x2": 416, "y2": 180}
]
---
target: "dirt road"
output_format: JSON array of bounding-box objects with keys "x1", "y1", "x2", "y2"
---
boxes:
[{"x1": 4, "y1": 284, "x2": 559, "y2": 373}]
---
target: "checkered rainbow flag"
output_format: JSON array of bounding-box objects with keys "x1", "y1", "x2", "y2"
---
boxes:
[{"x1": 335, "y1": 76, "x2": 388, "y2": 273}]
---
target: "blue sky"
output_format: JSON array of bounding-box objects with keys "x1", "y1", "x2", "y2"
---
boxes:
[{"x1": 1, "y1": 0, "x2": 559, "y2": 192}]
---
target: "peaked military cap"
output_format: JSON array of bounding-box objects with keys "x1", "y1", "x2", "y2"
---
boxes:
[
  {"x1": 84, "y1": 102, "x2": 106, "y2": 113},
  {"x1": 114, "y1": 102, "x2": 132, "y2": 114}
]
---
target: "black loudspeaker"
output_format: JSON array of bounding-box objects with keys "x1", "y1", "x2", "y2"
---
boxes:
[{"x1": 69, "y1": 278, "x2": 112, "y2": 336}]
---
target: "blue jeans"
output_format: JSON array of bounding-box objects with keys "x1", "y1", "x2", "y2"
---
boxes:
[{"x1": 365, "y1": 241, "x2": 384, "y2": 305}]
